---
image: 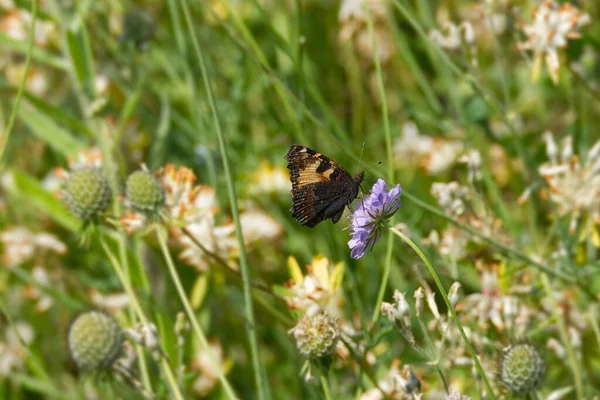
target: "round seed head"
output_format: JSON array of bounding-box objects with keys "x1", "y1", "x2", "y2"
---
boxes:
[
  {"x1": 64, "y1": 168, "x2": 112, "y2": 222},
  {"x1": 500, "y1": 343, "x2": 545, "y2": 395},
  {"x1": 290, "y1": 312, "x2": 340, "y2": 360},
  {"x1": 68, "y1": 311, "x2": 123, "y2": 372},
  {"x1": 125, "y1": 170, "x2": 165, "y2": 214}
]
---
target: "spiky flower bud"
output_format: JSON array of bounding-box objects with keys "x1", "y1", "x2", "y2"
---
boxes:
[
  {"x1": 64, "y1": 168, "x2": 112, "y2": 222},
  {"x1": 68, "y1": 311, "x2": 123, "y2": 372},
  {"x1": 290, "y1": 312, "x2": 340, "y2": 360},
  {"x1": 125, "y1": 170, "x2": 165, "y2": 215},
  {"x1": 500, "y1": 343, "x2": 545, "y2": 395}
]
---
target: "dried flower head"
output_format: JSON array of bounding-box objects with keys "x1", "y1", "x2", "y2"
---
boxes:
[
  {"x1": 518, "y1": 0, "x2": 591, "y2": 83},
  {"x1": 348, "y1": 179, "x2": 402, "y2": 259},
  {"x1": 289, "y1": 312, "x2": 340, "y2": 360}
]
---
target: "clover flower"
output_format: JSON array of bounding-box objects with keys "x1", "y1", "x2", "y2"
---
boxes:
[
  {"x1": 348, "y1": 179, "x2": 402, "y2": 259},
  {"x1": 518, "y1": 0, "x2": 590, "y2": 83}
]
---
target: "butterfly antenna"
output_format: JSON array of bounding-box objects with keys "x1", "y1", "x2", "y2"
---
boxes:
[
  {"x1": 365, "y1": 160, "x2": 383, "y2": 172},
  {"x1": 355, "y1": 142, "x2": 366, "y2": 175}
]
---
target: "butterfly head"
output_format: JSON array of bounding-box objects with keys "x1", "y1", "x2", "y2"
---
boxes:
[{"x1": 354, "y1": 171, "x2": 365, "y2": 184}]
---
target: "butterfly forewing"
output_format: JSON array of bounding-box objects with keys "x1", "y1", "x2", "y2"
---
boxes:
[{"x1": 285, "y1": 145, "x2": 364, "y2": 227}]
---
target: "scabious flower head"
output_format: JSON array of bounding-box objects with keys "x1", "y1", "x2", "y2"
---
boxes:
[
  {"x1": 68, "y1": 311, "x2": 123, "y2": 372},
  {"x1": 500, "y1": 343, "x2": 545, "y2": 395},
  {"x1": 63, "y1": 167, "x2": 112, "y2": 223},
  {"x1": 125, "y1": 169, "x2": 166, "y2": 215},
  {"x1": 348, "y1": 179, "x2": 402, "y2": 259}
]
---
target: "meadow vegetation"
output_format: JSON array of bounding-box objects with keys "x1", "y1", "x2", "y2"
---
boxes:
[{"x1": 0, "y1": 0, "x2": 599, "y2": 399}]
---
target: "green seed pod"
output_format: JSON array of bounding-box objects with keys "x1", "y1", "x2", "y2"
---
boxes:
[
  {"x1": 290, "y1": 312, "x2": 340, "y2": 360},
  {"x1": 68, "y1": 311, "x2": 123, "y2": 372},
  {"x1": 125, "y1": 170, "x2": 165, "y2": 214},
  {"x1": 500, "y1": 343, "x2": 545, "y2": 395},
  {"x1": 64, "y1": 168, "x2": 112, "y2": 222}
]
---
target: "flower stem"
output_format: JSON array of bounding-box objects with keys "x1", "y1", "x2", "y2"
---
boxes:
[
  {"x1": 320, "y1": 374, "x2": 332, "y2": 400},
  {"x1": 388, "y1": 226, "x2": 497, "y2": 399},
  {"x1": 155, "y1": 226, "x2": 237, "y2": 399}
]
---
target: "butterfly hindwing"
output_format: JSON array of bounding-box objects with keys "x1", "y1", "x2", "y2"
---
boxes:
[{"x1": 285, "y1": 145, "x2": 364, "y2": 227}]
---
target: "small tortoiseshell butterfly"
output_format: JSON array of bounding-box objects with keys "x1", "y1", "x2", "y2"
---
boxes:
[{"x1": 285, "y1": 144, "x2": 364, "y2": 227}]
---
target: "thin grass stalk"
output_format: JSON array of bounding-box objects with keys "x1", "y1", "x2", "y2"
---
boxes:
[
  {"x1": 0, "y1": 0, "x2": 36, "y2": 165},
  {"x1": 364, "y1": 1, "x2": 396, "y2": 325},
  {"x1": 179, "y1": 1, "x2": 267, "y2": 398},
  {"x1": 388, "y1": 226, "x2": 497, "y2": 399},
  {"x1": 155, "y1": 226, "x2": 238, "y2": 399}
]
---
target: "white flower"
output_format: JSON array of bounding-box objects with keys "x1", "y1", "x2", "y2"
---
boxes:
[
  {"x1": 0, "y1": 226, "x2": 66, "y2": 267},
  {"x1": 518, "y1": 0, "x2": 591, "y2": 83},
  {"x1": 239, "y1": 209, "x2": 283, "y2": 247},
  {"x1": 429, "y1": 21, "x2": 476, "y2": 49},
  {"x1": 0, "y1": 321, "x2": 34, "y2": 378},
  {"x1": 393, "y1": 122, "x2": 463, "y2": 175},
  {"x1": 538, "y1": 132, "x2": 600, "y2": 234},
  {"x1": 191, "y1": 340, "x2": 227, "y2": 397},
  {"x1": 338, "y1": 0, "x2": 394, "y2": 63}
]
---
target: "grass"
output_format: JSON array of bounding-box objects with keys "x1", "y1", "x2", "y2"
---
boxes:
[{"x1": 1, "y1": 0, "x2": 599, "y2": 399}]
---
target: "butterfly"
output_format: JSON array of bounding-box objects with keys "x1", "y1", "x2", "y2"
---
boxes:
[{"x1": 285, "y1": 144, "x2": 364, "y2": 227}]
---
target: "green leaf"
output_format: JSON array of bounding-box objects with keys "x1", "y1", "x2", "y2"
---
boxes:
[
  {"x1": 19, "y1": 104, "x2": 83, "y2": 157},
  {"x1": 0, "y1": 32, "x2": 68, "y2": 71},
  {"x1": 66, "y1": 26, "x2": 96, "y2": 97},
  {"x1": 8, "y1": 169, "x2": 79, "y2": 232},
  {"x1": 23, "y1": 91, "x2": 92, "y2": 137}
]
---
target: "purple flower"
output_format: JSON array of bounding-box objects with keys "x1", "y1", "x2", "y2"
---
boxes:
[{"x1": 348, "y1": 179, "x2": 402, "y2": 259}]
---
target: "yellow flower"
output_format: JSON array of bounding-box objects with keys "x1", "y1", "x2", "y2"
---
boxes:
[{"x1": 285, "y1": 255, "x2": 345, "y2": 317}]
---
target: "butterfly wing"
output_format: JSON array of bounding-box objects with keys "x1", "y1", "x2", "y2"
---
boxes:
[{"x1": 285, "y1": 145, "x2": 360, "y2": 227}]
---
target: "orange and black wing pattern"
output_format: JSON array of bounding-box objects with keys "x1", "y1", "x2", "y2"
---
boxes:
[{"x1": 284, "y1": 145, "x2": 364, "y2": 227}]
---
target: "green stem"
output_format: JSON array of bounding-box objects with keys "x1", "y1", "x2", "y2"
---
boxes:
[
  {"x1": 388, "y1": 226, "x2": 497, "y2": 399},
  {"x1": 99, "y1": 237, "x2": 184, "y2": 400},
  {"x1": 155, "y1": 226, "x2": 237, "y2": 399},
  {"x1": 364, "y1": 0, "x2": 396, "y2": 325},
  {"x1": 180, "y1": 1, "x2": 266, "y2": 398},
  {"x1": 540, "y1": 274, "x2": 583, "y2": 399},
  {"x1": 0, "y1": 0, "x2": 36, "y2": 165},
  {"x1": 320, "y1": 374, "x2": 332, "y2": 400}
]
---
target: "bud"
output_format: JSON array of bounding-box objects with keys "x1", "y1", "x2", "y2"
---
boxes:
[
  {"x1": 68, "y1": 311, "x2": 122, "y2": 372},
  {"x1": 414, "y1": 287, "x2": 424, "y2": 317},
  {"x1": 448, "y1": 282, "x2": 461, "y2": 310},
  {"x1": 64, "y1": 168, "x2": 112, "y2": 222},
  {"x1": 125, "y1": 169, "x2": 165, "y2": 215},
  {"x1": 289, "y1": 312, "x2": 340, "y2": 360},
  {"x1": 500, "y1": 343, "x2": 545, "y2": 395}
]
